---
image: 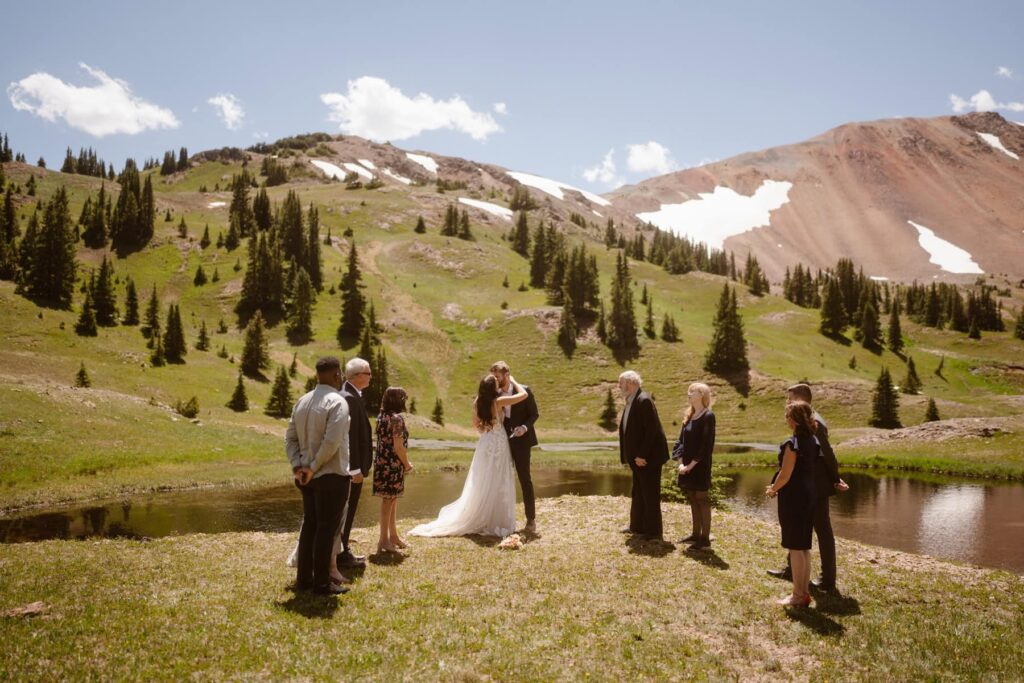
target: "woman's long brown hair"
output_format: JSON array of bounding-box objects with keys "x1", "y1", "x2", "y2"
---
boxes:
[{"x1": 475, "y1": 374, "x2": 499, "y2": 428}]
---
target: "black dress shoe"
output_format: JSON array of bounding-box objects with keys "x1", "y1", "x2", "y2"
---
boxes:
[
  {"x1": 313, "y1": 583, "x2": 349, "y2": 596},
  {"x1": 766, "y1": 567, "x2": 792, "y2": 580},
  {"x1": 811, "y1": 577, "x2": 838, "y2": 592},
  {"x1": 338, "y1": 550, "x2": 367, "y2": 569}
]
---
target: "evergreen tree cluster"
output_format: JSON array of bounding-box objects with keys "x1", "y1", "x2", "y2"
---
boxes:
[
  {"x1": 260, "y1": 157, "x2": 289, "y2": 186},
  {"x1": 782, "y1": 262, "x2": 822, "y2": 308},
  {"x1": 109, "y1": 160, "x2": 155, "y2": 254},
  {"x1": 639, "y1": 224, "x2": 732, "y2": 277},
  {"x1": 159, "y1": 148, "x2": 189, "y2": 175},
  {"x1": 0, "y1": 185, "x2": 21, "y2": 280},
  {"x1": 741, "y1": 253, "x2": 771, "y2": 296},
  {"x1": 440, "y1": 204, "x2": 474, "y2": 240},
  {"x1": 60, "y1": 146, "x2": 111, "y2": 178},
  {"x1": 15, "y1": 186, "x2": 77, "y2": 308},
  {"x1": 508, "y1": 185, "x2": 537, "y2": 212},
  {"x1": 902, "y1": 280, "x2": 1004, "y2": 336}
]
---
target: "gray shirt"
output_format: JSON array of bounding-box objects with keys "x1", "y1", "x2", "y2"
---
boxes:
[{"x1": 285, "y1": 384, "x2": 359, "y2": 479}]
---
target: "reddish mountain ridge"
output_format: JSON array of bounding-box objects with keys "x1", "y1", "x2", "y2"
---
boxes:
[{"x1": 607, "y1": 112, "x2": 1024, "y2": 281}]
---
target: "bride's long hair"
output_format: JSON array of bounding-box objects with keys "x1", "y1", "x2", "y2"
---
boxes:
[{"x1": 475, "y1": 374, "x2": 500, "y2": 428}]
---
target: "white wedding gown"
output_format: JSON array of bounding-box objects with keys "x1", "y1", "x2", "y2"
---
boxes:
[{"x1": 409, "y1": 427, "x2": 517, "y2": 538}]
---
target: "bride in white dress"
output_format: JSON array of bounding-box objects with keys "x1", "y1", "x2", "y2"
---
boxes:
[{"x1": 409, "y1": 374, "x2": 529, "y2": 538}]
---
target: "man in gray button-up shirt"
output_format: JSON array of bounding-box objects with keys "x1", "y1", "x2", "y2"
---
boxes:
[{"x1": 286, "y1": 356, "x2": 356, "y2": 595}]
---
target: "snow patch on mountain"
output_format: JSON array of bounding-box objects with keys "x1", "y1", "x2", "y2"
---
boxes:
[
  {"x1": 382, "y1": 168, "x2": 412, "y2": 185},
  {"x1": 506, "y1": 171, "x2": 612, "y2": 207},
  {"x1": 406, "y1": 153, "x2": 438, "y2": 173},
  {"x1": 908, "y1": 221, "x2": 984, "y2": 274},
  {"x1": 635, "y1": 180, "x2": 793, "y2": 249},
  {"x1": 977, "y1": 132, "x2": 1020, "y2": 160},
  {"x1": 458, "y1": 197, "x2": 513, "y2": 221}
]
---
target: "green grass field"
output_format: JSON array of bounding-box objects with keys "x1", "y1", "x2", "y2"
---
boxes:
[
  {"x1": 2, "y1": 496, "x2": 1022, "y2": 681},
  {"x1": 2, "y1": 159, "x2": 1023, "y2": 511}
]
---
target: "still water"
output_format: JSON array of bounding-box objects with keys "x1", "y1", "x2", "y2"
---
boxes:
[{"x1": 2, "y1": 468, "x2": 1022, "y2": 573}]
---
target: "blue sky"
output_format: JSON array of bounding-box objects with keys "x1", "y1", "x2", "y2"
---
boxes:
[{"x1": 2, "y1": 0, "x2": 1022, "y2": 190}]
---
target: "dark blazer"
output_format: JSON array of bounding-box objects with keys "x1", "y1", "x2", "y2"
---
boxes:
[
  {"x1": 618, "y1": 391, "x2": 669, "y2": 468},
  {"x1": 502, "y1": 383, "x2": 539, "y2": 453},
  {"x1": 814, "y1": 413, "x2": 841, "y2": 498},
  {"x1": 341, "y1": 381, "x2": 373, "y2": 476}
]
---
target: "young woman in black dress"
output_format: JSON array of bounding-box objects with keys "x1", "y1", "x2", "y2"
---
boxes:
[
  {"x1": 765, "y1": 400, "x2": 819, "y2": 606},
  {"x1": 673, "y1": 382, "x2": 715, "y2": 550},
  {"x1": 373, "y1": 387, "x2": 413, "y2": 553}
]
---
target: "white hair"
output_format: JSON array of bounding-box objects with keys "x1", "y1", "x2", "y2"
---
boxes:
[
  {"x1": 345, "y1": 357, "x2": 370, "y2": 379},
  {"x1": 618, "y1": 370, "x2": 642, "y2": 387}
]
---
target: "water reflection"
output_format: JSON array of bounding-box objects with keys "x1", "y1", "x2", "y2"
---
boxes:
[{"x1": 2, "y1": 468, "x2": 1022, "y2": 574}]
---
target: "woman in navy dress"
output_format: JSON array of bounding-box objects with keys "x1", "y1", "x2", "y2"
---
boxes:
[
  {"x1": 672, "y1": 382, "x2": 715, "y2": 550},
  {"x1": 765, "y1": 400, "x2": 818, "y2": 606}
]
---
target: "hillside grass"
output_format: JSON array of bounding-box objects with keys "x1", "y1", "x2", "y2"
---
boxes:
[
  {"x1": 1, "y1": 496, "x2": 1022, "y2": 681},
  {"x1": 2, "y1": 160, "x2": 1023, "y2": 510}
]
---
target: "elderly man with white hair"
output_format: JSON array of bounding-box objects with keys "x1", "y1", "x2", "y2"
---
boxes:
[
  {"x1": 617, "y1": 370, "x2": 669, "y2": 541},
  {"x1": 336, "y1": 357, "x2": 374, "y2": 569}
]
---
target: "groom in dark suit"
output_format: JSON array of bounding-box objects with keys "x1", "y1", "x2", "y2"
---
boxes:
[
  {"x1": 491, "y1": 361, "x2": 540, "y2": 533},
  {"x1": 336, "y1": 357, "x2": 374, "y2": 569},
  {"x1": 617, "y1": 370, "x2": 668, "y2": 540}
]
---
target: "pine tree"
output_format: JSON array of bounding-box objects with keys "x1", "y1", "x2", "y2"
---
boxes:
[
  {"x1": 150, "y1": 329, "x2": 166, "y2": 367},
  {"x1": 337, "y1": 241, "x2": 365, "y2": 345},
  {"x1": 289, "y1": 352, "x2": 298, "y2": 378},
  {"x1": 227, "y1": 373, "x2": 248, "y2": 411},
  {"x1": 704, "y1": 284, "x2": 749, "y2": 374},
  {"x1": 924, "y1": 397, "x2": 940, "y2": 422},
  {"x1": 92, "y1": 255, "x2": 118, "y2": 326},
  {"x1": 606, "y1": 252, "x2": 639, "y2": 355},
  {"x1": 557, "y1": 288, "x2": 577, "y2": 356},
  {"x1": 211, "y1": 267, "x2": 220, "y2": 283},
  {"x1": 200, "y1": 225, "x2": 211, "y2": 249},
  {"x1": 286, "y1": 267, "x2": 315, "y2": 344},
  {"x1": 512, "y1": 212, "x2": 530, "y2": 256},
  {"x1": 75, "y1": 362, "x2": 91, "y2": 388},
  {"x1": 253, "y1": 187, "x2": 272, "y2": 232},
  {"x1": 241, "y1": 310, "x2": 270, "y2": 377},
  {"x1": 968, "y1": 315, "x2": 981, "y2": 340},
  {"x1": 858, "y1": 301, "x2": 882, "y2": 351},
  {"x1": 75, "y1": 291, "x2": 98, "y2": 336},
  {"x1": 358, "y1": 327, "x2": 374, "y2": 371},
  {"x1": 901, "y1": 356, "x2": 922, "y2": 394},
  {"x1": 196, "y1": 319, "x2": 210, "y2": 351},
  {"x1": 529, "y1": 221, "x2": 549, "y2": 288},
  {"x1": 457, "y1": 209, "x2": 473, "y2": 241},
  {"x1": 431, "y1": 397, "x2": 445, "y2": 426},
  {"x1": 21, "y1": 186, "x2": 77, "y2": 308},
  {"x1": 178, "y1": 216, "x2": 188, "y2": 239},
  {"x1": 265, "y1": 366, "x2": 294, "y2": 417},
  {"x1": 596, "y1": 301, "x2": 608, "y2": 343},
  {"x1": 414, "y1": 215, "x2": 426, "y2": 234},
  {"x1": 163, "y1": 304, "x2": 187, "y2": 363},
  {"x1": 142, "y1": 285, "x2": 160, "y2": 341},
  {"x1": 643, "y1": 297, "x2": 656, "y2": 339},
  {"x1": 661, "y1": 313, "x2": 680, "y2": 342},
  {"x1": 887, "y1": 299, "x2": 904, "y2": 354},
  {"x1": 1015, "y1": 307, "x2": 1024, "y2": 340},
  {"x1": 598, "y1": 387, "x2": 618, "y2": 430},
  {"x1": 305, "y1": 203, "x2": 322, "y2": 291},
  {"x1": 81, "y1": 184, "x2": 107, "y2": 248},
  {"x1": 935, "y1": 355, "x2": 945, "y2": 378},
  {"x1": 193, "y1": 264, "x2": 207, "y2": 286},
  {"x1": 123, "y1": 279, "x2": 140, "y2": 325},
  {"x1": 869, "y1": 367, "x2": 901, "y2": 428}
]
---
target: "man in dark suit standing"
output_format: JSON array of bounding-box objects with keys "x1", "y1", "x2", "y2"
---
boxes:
[
  {"x1": 617, "y1": 370, "x2": 669, "y2": 540},
  {"x1": 335, "y1": 357, "x2": 374, "y2": 569},
  {"x1": 766, "y1": 383, "x2": 849, "y2": 592},
  {"x1": 491, "y1": 361, "x2": 540, "y2": 533}
]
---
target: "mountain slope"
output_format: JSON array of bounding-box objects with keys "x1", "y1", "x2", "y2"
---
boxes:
[{"x1": 609, "y1": 112, "x2": 1024, "y2": 281}]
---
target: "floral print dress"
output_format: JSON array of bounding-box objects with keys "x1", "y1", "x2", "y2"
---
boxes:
[{"x1": 373, "y1": 411, "x2": 408, "y2": 498}]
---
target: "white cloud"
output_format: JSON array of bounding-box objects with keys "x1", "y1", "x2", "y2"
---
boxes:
[
  {"x1": 583, "y1": 149, "x2": 623, "y2": 187},
  {"x1": 950, "y1": 89, "x2": 1024, "y2": 113},
  {"x1": 320, "y1": 76, "x2": 502, "y2": 142},
  {"x1": 252, "y1": 130, "x2": 269, "y2": 140},
  {"x1": 997, "y1": 66, "x2": 1014, "y2": 79},
  {"x1": 626, "y1": 141, "x2": 677, "y2": 175},
  {"x1": 7, "y1": 63, "x2": 179, "y2": 137},
  {"x1": 207, "y1": 93, "x2": 245, "y2": 130},
  {"x1": 493, "y1": 102, "x2": 508, "y2": 115}
]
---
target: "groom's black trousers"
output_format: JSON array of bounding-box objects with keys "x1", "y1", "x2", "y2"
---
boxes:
[
  {"x1": 511, "y1": 445, "x2": 535, "y2": 522},
  {"x1": 296, "y1": 473, "x2": 349, "y2": 590},
  {"x1": 629, "y1": 464, "x2": 663, "y2": 538},
  {"x1": 340, "y1": 480, "x2": 362, "y2": 553}
]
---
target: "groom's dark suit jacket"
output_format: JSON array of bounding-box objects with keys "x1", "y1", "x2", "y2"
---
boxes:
[
  {"x1": 502, "y1": 383, "x2": 539, "y2": 455},
  {"x1": 619, "y1": 391, "x2": 669, "y2": 469},
  {"x1": 341, "y1": 381, "x2": 373, "y2": 477}
]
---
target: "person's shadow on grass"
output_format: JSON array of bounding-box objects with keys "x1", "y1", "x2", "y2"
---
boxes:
[
  {"x1": 626, "y1": 536, "x2": 675, "y2": 558},
  {"x1": 274, "y1": 592, "x2": 341, "y2": 619},
  {"x1": 683, "y1": 547, "x2": 730, "y2": 570},
  {"x1": 812, "y1": 590, "x2": 861, "y2": 616},
  {"x1": 369, "y1": 551, "x2": 407, "y2": 566},
  {"x1": 785, "y1": 606, "x2": 846, "y2": 636}
]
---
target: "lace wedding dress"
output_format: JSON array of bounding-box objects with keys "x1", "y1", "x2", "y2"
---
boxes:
[{"x1": 409, "y1": 427, "x2": 516, "y2": 538}]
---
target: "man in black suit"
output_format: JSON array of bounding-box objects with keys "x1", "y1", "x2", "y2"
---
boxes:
[
  {"x1": 617, "y1": 370, "x2": 669, "y2": 540},
  {"x1": 491, "y1": 361, "x2": 540, "y2": 533},
  {"x1": 766, "y1": 383, "x2": 849, "y2": 592},
  {"x1": 335, "y1": 357, "x2": 374, "y2": 569}
]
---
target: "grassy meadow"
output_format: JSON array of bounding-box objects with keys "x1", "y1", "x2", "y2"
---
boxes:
[{"x1": 2, "y1": 158, "x2": 1024, "y2": 513}]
